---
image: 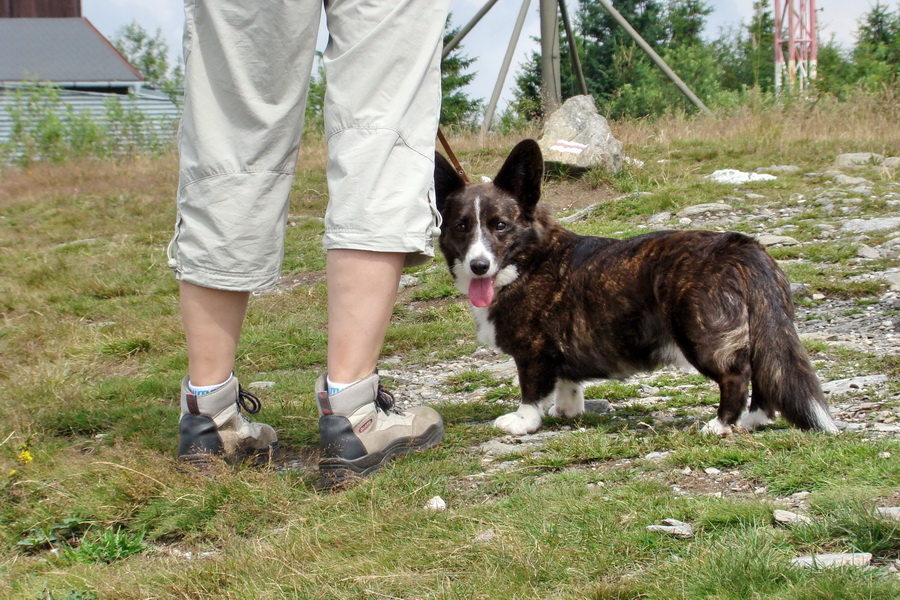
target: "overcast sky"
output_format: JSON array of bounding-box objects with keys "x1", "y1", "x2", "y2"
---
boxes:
[{"x1": 82, "y1": 0, "x2": 877, "y2": 108}]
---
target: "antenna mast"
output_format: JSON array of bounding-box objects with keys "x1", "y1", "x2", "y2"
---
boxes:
[{"x1": 774, "y1": 0, "x2": 818, "y2": 94}]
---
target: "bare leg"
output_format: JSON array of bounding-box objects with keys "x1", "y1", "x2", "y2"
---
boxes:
[
  {"x1": 326, "y1": 249, "x2": 404, "y2": 383},
  {"x1": 179, "y1": 281, "x2": 249, "y2": 386}
]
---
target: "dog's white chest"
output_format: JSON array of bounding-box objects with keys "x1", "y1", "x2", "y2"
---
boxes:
[{"x1": 471, "y1": 306, "x2": 499, "y2": 349}]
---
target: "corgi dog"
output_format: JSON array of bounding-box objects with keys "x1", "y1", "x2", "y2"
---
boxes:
[{"x1": 433, "y1": 139, "x2": 838, "y2": 436}]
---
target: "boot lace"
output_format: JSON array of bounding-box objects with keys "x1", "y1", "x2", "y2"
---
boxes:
[
  {"x1": 237, "y1": 387, "x2": 262, "y2": 415},
  {"x1": 376, "y1": 384, "x2": 402, "y2": 414}
]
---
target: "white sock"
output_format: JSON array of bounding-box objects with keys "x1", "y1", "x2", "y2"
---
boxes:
[
  {"x1": 188, "y1": 374, "x2": 233, "y2": 396},
  {"x1": 326, "y1": 376, "x2": 357, "y2": 397}
]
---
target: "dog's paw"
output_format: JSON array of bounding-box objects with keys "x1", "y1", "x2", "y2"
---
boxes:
[
  {"x1": 738, "y1": 409, "x2": 772, "y2": 431},
  {"x1": 494, "y1": 405, "x2": 542, "y2": 435},
  {"x1": 700, "y1": 417, "x2": 733, "y2": 437},
  {"x1": 548, "y1": 404, "x2": 583, "y2": 419}
]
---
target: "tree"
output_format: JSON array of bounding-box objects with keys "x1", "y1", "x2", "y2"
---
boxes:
[
  {"x1": 666, "y1": 0, "x2": 711, "y2": 47},
  {"x1": 578, "y1": 0, "x2": 667, "y2": 99},
  {"x1": 441, "y1": 18, "x2": 483, "y2": 129},
  {"x1": 511, "y1": 49, "x2": 544, "y2": 122},
  {"x1": 304, "y1": 54, "x2": 327, "y2": 136},
  {"x1": 605, "y1": 0, "x2": 723, "y2": 118},
  {"x1": 711, "y1": 0, "x2": 774, "y2": 92},
  {"x1": 851, "y1": 2, "x2": 900, "y2": 86},
  {"x1": 512, "y1": 0, "x2": 668, "y2": 119},
  {"x1": 111, "y1": 22, "x2": 183, "y2": 99}
]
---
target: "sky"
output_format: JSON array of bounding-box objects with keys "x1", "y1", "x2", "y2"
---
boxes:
[{"x1": 81, "y1": 0, "x2": 877, "y2": 109}]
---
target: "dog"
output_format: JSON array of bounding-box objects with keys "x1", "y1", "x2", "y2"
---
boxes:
[{"x1": 433, "y1": 139, "x2": 838, "y2": 436}]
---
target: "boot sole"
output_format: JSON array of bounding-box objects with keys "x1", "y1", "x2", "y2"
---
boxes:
[
  {"x1": 178, "y1": 442, "x2": 278, "y2": 472},
  {"x1": 317, "y1": 422, "x2": 444, "y2": 488}
]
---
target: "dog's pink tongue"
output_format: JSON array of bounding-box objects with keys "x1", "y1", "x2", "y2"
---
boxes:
[{"x1": 468, "y1": 277, "x2": 495, "y2": 307}]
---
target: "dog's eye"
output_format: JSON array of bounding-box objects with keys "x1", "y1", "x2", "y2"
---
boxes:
[
  {"x1": 495, "y1": 221, "x2": 508, "y2": 232},
  {"x1": 455, "y1": 222, "x2": 467, "y2": 232}
]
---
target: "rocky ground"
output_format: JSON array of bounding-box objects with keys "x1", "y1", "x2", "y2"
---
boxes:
[
  {"x1": 273, "y1": 156, "x2": 900, "y2": 577},
  {"x1": 379, "y1": 153, "x2": 900, "y2": 445}
]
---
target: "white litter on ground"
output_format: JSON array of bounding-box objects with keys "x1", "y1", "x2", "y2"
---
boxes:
[{"x1": 705, "y1": 169, "x2": 777, "y2": 184}]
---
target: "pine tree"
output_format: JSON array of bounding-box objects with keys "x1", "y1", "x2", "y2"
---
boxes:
[
  {"x1": 712, "y1": 0, "x2": 774, "y2": 92},
  {"x1": 578, "y1": 0, "x2": 668, "y2": 99},
  {"x1": 441, "y1": 18, "x2": 483, "y2": 129},
  {"x1": 666, "y1": 0, "x2": 711, "y2": 47},
  {"x1": 852, "y1": 2, "x2": 900, "y2": 86}
]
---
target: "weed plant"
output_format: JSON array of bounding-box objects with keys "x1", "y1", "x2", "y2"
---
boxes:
[{"x1": 1, "y1": 82, "x2": 177, "y2": 166}]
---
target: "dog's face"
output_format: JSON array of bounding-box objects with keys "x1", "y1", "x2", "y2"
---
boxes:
[{"x1": 434, "y1": 139, "x2": 544, "y2": 307}]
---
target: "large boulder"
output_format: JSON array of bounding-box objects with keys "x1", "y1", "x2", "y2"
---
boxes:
[{"x1": 538, "y1": 95, "x2": 623, "y2": 173}]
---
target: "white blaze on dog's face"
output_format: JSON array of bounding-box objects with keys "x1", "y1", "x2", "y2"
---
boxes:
[
  {"x1": 434, "y1": 140, "x2": 544, "y2": 308},
  {"x1": 441, "y1": 187, "x2": 523, "y2": 307}
]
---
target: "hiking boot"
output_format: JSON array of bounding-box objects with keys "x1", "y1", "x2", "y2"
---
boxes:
[
  {"x1": 177, "y1": 375, "x2": 277, "y2": 466},
  {"x1": 316, "y1": 373, "x2": 444, "y2": 486}
]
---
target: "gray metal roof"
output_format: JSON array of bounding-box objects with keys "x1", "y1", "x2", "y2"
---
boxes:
[
  {"x1": 0, "y1": 87, "x2": 181, "y2": 150},
  {"x1": 0, "y1": 18, "x2": 143, "y2": 84}
]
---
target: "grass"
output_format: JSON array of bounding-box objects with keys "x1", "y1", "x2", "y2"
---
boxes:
[{"x1": 2, "y1": 97, "x2": 900, "y2": 598}]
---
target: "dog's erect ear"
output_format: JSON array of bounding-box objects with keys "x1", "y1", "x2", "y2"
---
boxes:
[
  {"x1": 434, "y1": 152, "x2": 466, "y2": 215},
  {"x1": 493, "y1": 139, "x2": 544, "y2": 218}
]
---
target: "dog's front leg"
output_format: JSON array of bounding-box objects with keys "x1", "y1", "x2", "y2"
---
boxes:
[{"x1": 493, "y1": 363, "x2": 556, "y2": 435}]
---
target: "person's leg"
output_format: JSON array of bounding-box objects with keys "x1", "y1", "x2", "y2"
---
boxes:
[
  {"x1": 315, "y1": 0, "x2": 452, "y2": 485},
  {"x1": 171, "y1": 0, "x2": 322, "y2": 462},
  {"x1": 180, "y1": 282, "x2": 248, "y2": 386},
  {"x1": 326, "y1": 249, "x2": 404, "y2": 384}
]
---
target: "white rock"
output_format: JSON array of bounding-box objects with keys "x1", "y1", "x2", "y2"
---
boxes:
[
  {"x1": 398, "y1": 275, "x2": 420, "y2": 289},
  {"x1": 757, "y1": 234, "x2": 800, "y2": 247},
  {"x1": 704, "y1": 467, "x2": 722, "y2": 476},
  {"x1": 833, "y1": 174, "x2": 872, "y2": 186},
  {"x1": 821, "y1": 374, "x2": 888, "y2": 395},
  {"x1": 647, "y1": 211, "x2": 672, "y2": 224},
  {"x1": 248, "y1": 381, "x2": 276, "y2": 390},
  {"x1": 644, "y1": 451, "x2": 670, "y2": 461},
  {"x1": 774, "y1": 509, "x2": 813, "y2": 525},
  {"x1": 538, "y1": 95, "x2": 623, "y2": 172},
  {"x1": 791, "y1": 552, "x2": 872, "y2": 569},
  {"x1": 834, "y1": 153, "x2": 884, "y2": 169},
  {"x1": 840, "y1": 217, "x2": 900, "y2": 234},
  {"x1": 425, "y1": 496, "x2": 447, "y2": 511},
  {"x1": 676, "y1": 203, "x2": 733, "y2": 218},
  {"x1": 876, "y1": 507, "x2": 900, "y2": 521},
  {"x1": 473, "y1": 529, "x2": 496, "y2": 543},
  {"x1": 757, "y1": 165, "x2": 801, "y2": 174},
  {"x1": 647, "y1": 519, "x2": 694, "y2": 538},
  {"x1": 857, "y1": 244, "x2": 881, "y2": 259},
  {"x1": 705, "y1": 169, "x2": 776, "y2": 184}
]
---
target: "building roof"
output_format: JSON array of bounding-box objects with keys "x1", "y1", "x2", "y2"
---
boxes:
[{"x1": 0, "y1": 17, "x2": 142, "y2": 84}]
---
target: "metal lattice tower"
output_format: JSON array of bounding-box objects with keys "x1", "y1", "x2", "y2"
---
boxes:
[{"x1": 774, "y1": 0, "x2": 818, "y2": 94}]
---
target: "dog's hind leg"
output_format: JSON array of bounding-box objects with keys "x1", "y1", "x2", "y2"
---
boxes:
[
  {"x1": 548, "y1": 380, "x2": 585, "y2": 419},
  {"x1": 738, "y1": 387, "x2": 775, "y2": 431},
  {"x1": 702, "y1": 370, "x2": 750, "y2": 436}
]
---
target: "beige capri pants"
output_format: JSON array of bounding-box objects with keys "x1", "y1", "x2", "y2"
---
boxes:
[{"x1": 168, "y1": 0, "x2": 452, "y2": 291}]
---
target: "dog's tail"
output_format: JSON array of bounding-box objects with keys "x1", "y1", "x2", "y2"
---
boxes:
[{"x1": 747, "y1": 253, "x2": 838, "y2": 432}]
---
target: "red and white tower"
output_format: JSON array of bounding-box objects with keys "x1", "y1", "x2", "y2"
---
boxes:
[{"x1": 774, "y1": 0, "x2": 818, "y2": 94}]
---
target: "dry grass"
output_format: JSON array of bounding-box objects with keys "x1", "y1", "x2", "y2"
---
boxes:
[
  {"x1": 614, "y1": 89, "x2": 900, "y2": 156},
  {"x1": 2, "y1": 96, "x2": 900, "y2": 599}
]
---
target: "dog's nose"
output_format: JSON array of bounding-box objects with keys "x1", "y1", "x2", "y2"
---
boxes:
[{"x1": 470, "y1": 258, "x2": 490, "y2": 276}]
